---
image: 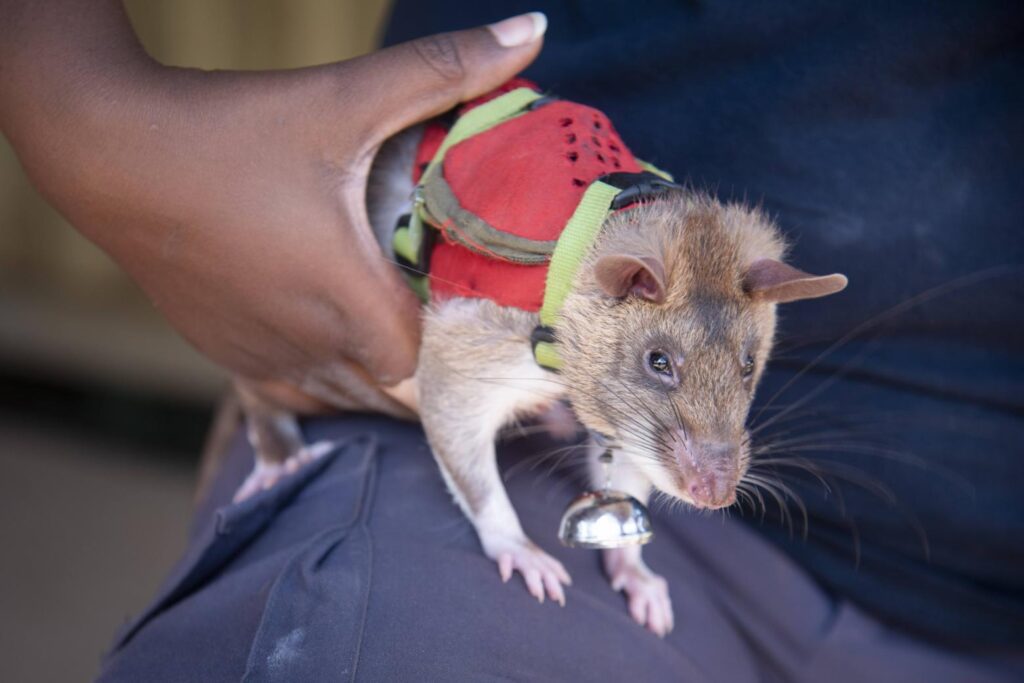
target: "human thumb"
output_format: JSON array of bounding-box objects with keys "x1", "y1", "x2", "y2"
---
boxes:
[{"x1": 343, "y1": 12, "x2": 547, "y2": 145}]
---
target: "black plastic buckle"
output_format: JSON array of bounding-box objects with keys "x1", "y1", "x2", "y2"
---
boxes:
[
  {"x1": 600, "y1": 171, "x2": 682, "y2": 210},
  {"x1": 530, "y1": 325, "x2": 557, "y2": 352}
]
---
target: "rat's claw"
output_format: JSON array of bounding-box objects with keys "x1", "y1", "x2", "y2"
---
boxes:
[
  {"x1": 524, "y1": 568, "x2": 545, "y2": 603},
  {"x1": 233, "y1": 440, "x2": 336, "y2": 503},
  {"x1": 546, "y1": 555, "x2": 572, "y2": 586},
  {"x1": 623, "y1": 578, "x2": 673, "y2": 637},
  {"x1": 301, "y1": 440, "x2": 337, "y2": 460},
  {"x1": 604, "y1": 548, "x2": 674, "y2": 637},
  {"x1": 628, "y1": 591, "x2": 648, "y2": 625},
  {"x1": 542, "y1": 572, "x2": 566, "y2": 607},
  {"x1": 287, "y1": 440, "x2": 335, "y2": 473},
  {"x1": 645, "y1": 598, "x2": 670, "y2": 637},
  {"x1": 233, "y1": 461, "x2": 284, "y2": 502},
  {"x1": 482, "y1": 535, "x2": 573, "y2": 606},
  {"x1": 498, "y1": 554, "x2": 514, "y2": 583}
]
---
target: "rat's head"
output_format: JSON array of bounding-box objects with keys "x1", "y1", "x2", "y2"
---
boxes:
[{"x1": 558, "y1": 193, "x2": 847, "y2": 510}]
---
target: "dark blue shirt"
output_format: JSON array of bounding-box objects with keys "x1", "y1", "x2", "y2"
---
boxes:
[{"x1": 386, "y1": 0, "x2": 1024, "y2": 647}]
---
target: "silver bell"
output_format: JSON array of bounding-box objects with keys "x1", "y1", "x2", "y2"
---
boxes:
[{"x1": 558, "y1": 449, "x2": 654, "y2": 549}]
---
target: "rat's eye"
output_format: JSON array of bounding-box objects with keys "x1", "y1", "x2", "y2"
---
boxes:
[
  {"x1": 647, "y1": 350, "x2": 673, "y2": 377},
  {"x1": 742, "y1": 354, "x2": 756, "y2": 379}
]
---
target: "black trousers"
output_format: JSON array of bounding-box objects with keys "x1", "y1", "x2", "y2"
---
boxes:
[{"x1": 98, "y1": 413, "x2": 1015, "y2": 682}]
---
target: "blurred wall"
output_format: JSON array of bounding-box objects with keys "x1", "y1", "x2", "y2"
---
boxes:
[{"x1": 0, "y1": 0, "x2": 391, "y2": 402}]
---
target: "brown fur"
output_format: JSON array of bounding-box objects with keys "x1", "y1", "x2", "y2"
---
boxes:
[{"x1": 557, "y1": 193, "x2": 786, "y2": 502}]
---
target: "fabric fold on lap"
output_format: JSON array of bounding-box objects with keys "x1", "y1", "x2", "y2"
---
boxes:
[{"x1": 241, "y1": 441, "x2": 377, "y2": 681}]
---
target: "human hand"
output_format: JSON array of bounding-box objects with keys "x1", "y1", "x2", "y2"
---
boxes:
[{"x1": 0, "y1": 3, "x2": 545, "y2": 389}]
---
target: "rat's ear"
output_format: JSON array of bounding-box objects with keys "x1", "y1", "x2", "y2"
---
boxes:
[
  {"x1": 743, "y1": 258, "x2": 848, "y2": 303},
  {"x1": 594, "y1": 254, "x2": 666, "y2": 304}
]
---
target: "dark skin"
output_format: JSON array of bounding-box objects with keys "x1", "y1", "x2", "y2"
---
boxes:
[{"x1": 0, "y1": 1, "x2": 543, "y2": 402}]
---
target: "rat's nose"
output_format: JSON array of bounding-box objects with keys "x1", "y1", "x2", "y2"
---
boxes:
[
  {"x1": 677, "y1": 440, "x2": 738, "y2": 509},
  {"x1": 686, "y1": 472, "x2": 735, "y2": 508}
]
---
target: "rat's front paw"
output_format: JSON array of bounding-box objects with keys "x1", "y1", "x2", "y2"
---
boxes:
[
  {"x1": 233, "y1": 440, "x2": 335, "y2": 502},
  {"x1": 481, "y1": 534, "x2": 572, "y2": 606},
  {"x1": 604, "y1": 547, "x2": 674, "y2": 637}
]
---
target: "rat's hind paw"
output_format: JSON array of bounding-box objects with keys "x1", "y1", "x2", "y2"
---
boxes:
[
  {"x1": 483, "y1": 535, "x2": 572, "y2": 606},
  {"x1": 233, "y1": 440, "x2": 335, "y2": 503},
  {"x1": 605, "y1": 547, "x2": 674, "y2": 637}
]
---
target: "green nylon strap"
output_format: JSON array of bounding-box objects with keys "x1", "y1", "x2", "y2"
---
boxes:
[
  {"x1": 533, "y1": 337, "x2": 564, "y2": 370},
  {"x1": 533, "y1": 180, "x2": 623, "y2": 370},
  {"x1": 539, "y1": 180, "x2": 621, "y2": 328},
  {"x1": 392, "y1": 220, "x2": 419, "y2": 264},
  {"x1": 405, "y1": 271, "x2": 431, "y2": 302},
  {"x1": 392, "y1": 209, "x2": 431, "y2": 303},
  {"x1": 539, "y1": 165, "x2": 672, "y2": 331}
]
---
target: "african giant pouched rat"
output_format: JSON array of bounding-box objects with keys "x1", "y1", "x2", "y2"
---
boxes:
[{"x1": 231, "y1": 89, "x2": 848, "y2": 636}]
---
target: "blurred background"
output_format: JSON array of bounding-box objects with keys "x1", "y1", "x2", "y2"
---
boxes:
[{"x1": 0, "y1": 2, "x2": 389, "y2": 680}]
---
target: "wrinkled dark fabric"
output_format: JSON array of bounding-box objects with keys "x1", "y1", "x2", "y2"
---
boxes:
[
  {"x1": 99, "y1": 415, "x2": 1019, "y2": 682},
  {"x1": 382, "y1": 0, "x2": 1024, "y2": 648}
]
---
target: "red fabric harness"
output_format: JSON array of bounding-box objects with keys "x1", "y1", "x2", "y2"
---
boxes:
[{"x1": 411, "y1": 80, "x2": 645, "y2": 311}]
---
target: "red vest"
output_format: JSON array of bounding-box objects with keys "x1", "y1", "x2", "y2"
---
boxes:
[{"x1": 410, "y1": 79, "x2": 645, "y2": 312}]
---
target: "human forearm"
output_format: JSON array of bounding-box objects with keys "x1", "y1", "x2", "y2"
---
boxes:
[{"x1": 0, "y1": 0, "x2": 165, "y2": 225}]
